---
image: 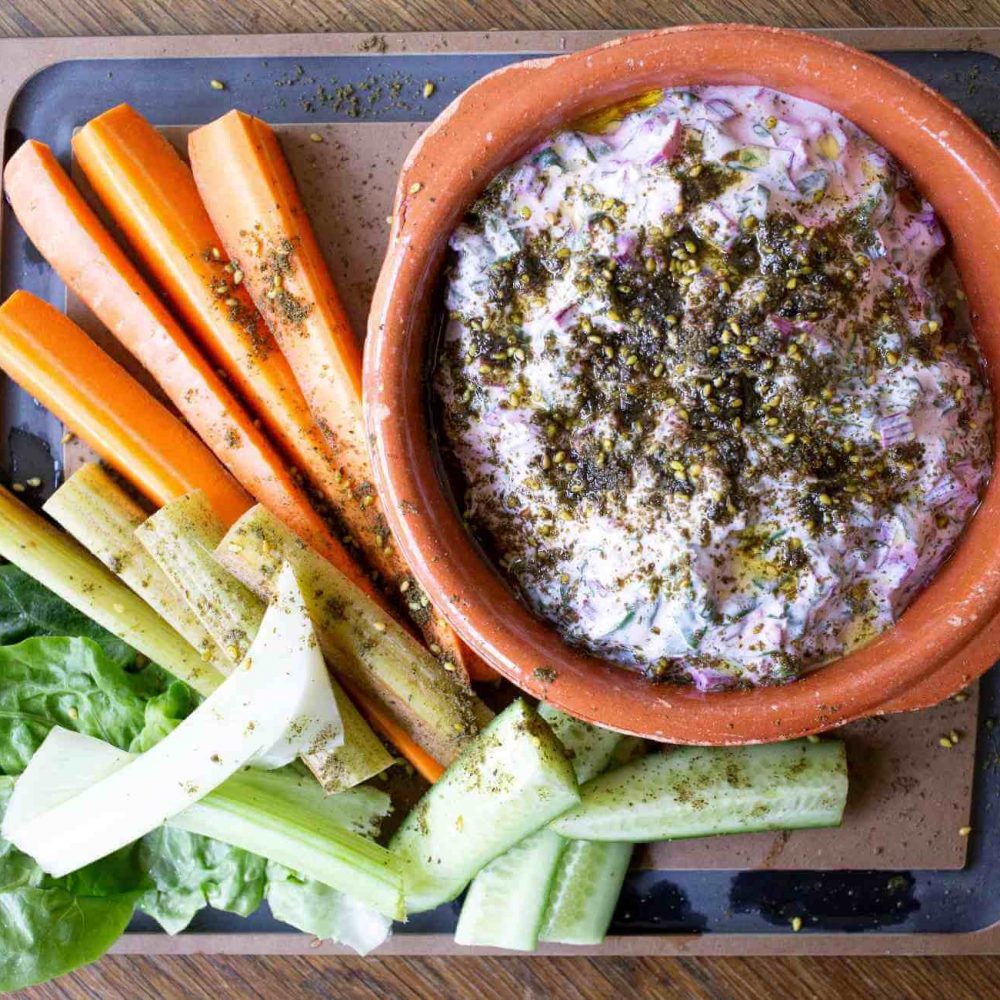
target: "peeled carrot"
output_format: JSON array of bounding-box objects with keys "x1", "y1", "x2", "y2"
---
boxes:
[
  {"x1": 3, "y1": 138, "x2": 358, "y2": 581},
  {"x1": 189, "y1": 111, "x2": 496, "y2": 682},
  {"x1": 73, "y1": 105, "x2": 369, "y2": 570},
  {"x1": 0, "y1": 291, "x2": 251, "y2": 524},
  {"x1": 0, "y1": 293, "x2": 447, "y2": 780}
]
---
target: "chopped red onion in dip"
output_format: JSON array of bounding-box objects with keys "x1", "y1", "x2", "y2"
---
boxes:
[{"x1": 433, "y1": 85, "x2": 993, "y2": 689}]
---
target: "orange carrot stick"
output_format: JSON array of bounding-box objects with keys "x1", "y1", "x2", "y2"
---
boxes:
[
  {"x1": 3, "y1": 138, "x2": 359, "y2": 584},
  {"x1": 0, "y1": 291, "x2": 251, "y2": 524},
  {"x1": 73, "y1": 105, "x2": 364, "y2": 550},
  {"x1": 189, "y1": 110, "x2": 496, "y2": 682},
  {"x1": 0, "y1": 289, "x2": 449, "y2": 780}
]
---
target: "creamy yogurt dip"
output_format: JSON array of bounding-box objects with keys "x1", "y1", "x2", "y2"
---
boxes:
[{"x1": 433, "y1": 85, "x2": 993, "y2": 690}]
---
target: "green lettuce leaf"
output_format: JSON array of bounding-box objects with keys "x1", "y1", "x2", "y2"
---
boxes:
[
  {"x1": 0, "y1": 566, "x2": 394, "y2": 986},
  {"x1": 137, "y1": 827, "x2": 267, "y2": 934},
  {"x1": 0, "y1": 564, "x2": 134, "y2": 668},
  {"x1": 266, "y1": 862, "x2": 392, "y2": 955},
  {"x1": 0, "y1": 636, "x2": 171, "y2": 774},
  {"x1": 0, "y1": 776, "x2": 145, "y2": 992}
]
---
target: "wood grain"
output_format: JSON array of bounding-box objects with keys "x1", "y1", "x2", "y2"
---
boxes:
[
  {"x1": 19, "y1": 954, "x2": 1000, "y2": 999},
  {"x1": 0, "y1": 0, "x2": 999, "y2": 36},
  {"x1": 5, "y1": 1, "x2": 1000, "y2": 997}
]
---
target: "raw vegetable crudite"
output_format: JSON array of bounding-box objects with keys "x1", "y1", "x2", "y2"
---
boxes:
[
  {"x1": 0, "y1": 567, "x2": 397, "y2": 990},
  {"x1": 217, "y1": 503, "x2": 491, "y2": 778},
  {"x1": 72, "y1": 104, "x2": 387, "y2": 602},
  {"x1": 44, "y1": 464, "x2": 229, "y2": 673},
  {"x1": 390, "y1": 699, "x2": 580, "y2": 913},
  {"x1": 188, "y1": 110, "x2": 494, "y2": 683},
  {"x1": 0, "y1": 292, "x2": 250, "y2": 525},
  {"x1": 136, "y1": 490, "x2": 394, "y2": 792},
  {"x1": 0, "y1": 483, "x2": 223, "y2": 697},
  {"x1": 2, "y1": 140, "x2": 354, "y2": 573},
  {"x1": 552, "y1": 740, "x2": 849, "y2": 841},
  {"x1": 0, "y1": 291, "x2": 449, "y2": 780},
  {"x1": 455, "y1": 703, "x2": 630, "y2": 951}
]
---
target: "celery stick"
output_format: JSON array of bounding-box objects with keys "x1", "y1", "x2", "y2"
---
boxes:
[
  {"x1": 174, "y1": 770, "x2": 405, "y2": 919},
  {"x1": 0, "y1": 484, "x2": 221, "y2": 696},
  {"x1": 44, "y1": 464, "x2": 229, "y2": 672},
  {"x1": 136, "y1": 492, "x2": 393, "y2": 792},
  {"x1": 552, "y1": 741, "x2": 849, "y2": 842},
  {"x1": 135, "y1": 491, "x2": 264, "y2": 665},
  {"x1": 5, "y1": 726, "x2": 405, "y2": 920},
  {"x1": 216, "y1": 504, "x2": 490, "y2": 766},
  {"x1": 390, "y1": 699, "x2": 579, "y2": 913},
  {"x1": 4, "y1": 565, "x2": 343, "y2": 876},
  {"x1": 455, "y1": 706, "x2": 624, "y2": 949}
]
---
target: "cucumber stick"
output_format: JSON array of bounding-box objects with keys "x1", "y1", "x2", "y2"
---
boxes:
[
  {"x1": 454, "y1": 705, "x2": 624, "y2": 949},
  {"x1": 390, "y1": 699, "x2": 579, "y2": 914},
  {"x1": 44, "y1": 464, "x2": 229, "y2": 673},
  {"x1": 539, "y1": 840, "x2": 632, "y2": 945},
  {"x1": 552, "y1": 740, "x2": 848, "y2": 842},
  {"x1": 455, "y1": 829, "x2": 567, "y2": 950},
  {"x1": 136, "y1": 491, "x2": 393, "y2": 793},
  {"x1": 537, "y1": 703, "x2": 625, "y2": 784}
]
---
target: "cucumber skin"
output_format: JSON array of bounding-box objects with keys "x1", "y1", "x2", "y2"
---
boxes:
[
  {"x1": 539, "y1": 840, "x2": 633, "y2": 946},
  {"x1": 552, "y1": 740, "x2": 848, "y2": 843},
  {"x1": 454, "y1": 706, "x2": 626, "y2": 950},
  {"x1": 390, "y1": 700, "x2": 580, "y2": 914},
  {"x1": 454, "y1": 829, "x2": 568, "y2": 951},
  {"x1": 537, "y1": 704, "x2": 624, "y2": 784}
]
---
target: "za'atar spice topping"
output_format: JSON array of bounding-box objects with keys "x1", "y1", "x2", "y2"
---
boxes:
[{"x1": 434, "y1": 85, "x2": 992, "y2": 690}]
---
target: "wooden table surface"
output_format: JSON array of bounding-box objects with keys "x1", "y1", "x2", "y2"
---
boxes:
[{"x1": 5, "y1": 1, "x2": 1000, "y2": 997}]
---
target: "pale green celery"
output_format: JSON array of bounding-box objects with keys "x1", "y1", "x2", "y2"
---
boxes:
[
  {"x1": 43, "y1": 463, "x2": 228, "y2": 673},
  {"x1": 390, "y1": 699, "x2": 580, "y2": 914},
  {"x1": 0, "y1": 484, "x2": 221, "y2": 696},
  {"x1": 229, "y1": 768, "x2": 392, "y2": 839},
  {"x1": 134, "y1": 491, "x2": 263, "y2": 666},
  {"x1": 216, "y1": 504, "x2": 491, "y2": 767},
  {"x1": 135, "y1": 491, "x2": 393, "y2": 792},
  {"x1": 172, "y1": 769, "x2": 405, "y2": 919},
  {"x1": 4, "y1": 726, "x2": 404, "y2": 921}
]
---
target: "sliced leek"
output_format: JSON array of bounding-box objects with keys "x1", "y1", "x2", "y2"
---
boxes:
[
  {"x1": 44, "y1": 463, "x2": 228, "y2": 671},
  {"x1": 0, "y1": 483, "x2": 221, "y2": 695}
]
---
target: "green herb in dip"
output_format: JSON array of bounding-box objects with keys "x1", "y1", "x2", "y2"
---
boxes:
[{"x1": 434, "y1": 85, "x2": 993, "y2": 690}]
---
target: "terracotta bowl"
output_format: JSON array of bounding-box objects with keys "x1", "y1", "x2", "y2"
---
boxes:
[{"x1": 365, "y1": 24, "x2": 1000, "y2": 744}]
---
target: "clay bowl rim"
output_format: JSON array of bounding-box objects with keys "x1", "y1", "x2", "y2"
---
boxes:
[{"x1": 365, "y1": 24, "x2": 1000, "y2": 744}]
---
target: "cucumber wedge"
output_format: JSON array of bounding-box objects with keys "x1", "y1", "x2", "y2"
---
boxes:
[
  {"x1": 537, "y1": 703, "x2": 625, "y2": 784},
  {"x1": 552, "y1": 740, "x2": 848, "y2": 842},
  {"x1": 539, "y1": 840, "x2": 632, "y2": 945},
  {"x1": 389, "y1": 700, "x2": 579, "y2": 913},
  {"x1": 454, "y1": 829, "x2": 567, "y2": 951},
  {"x1": 455, "y1": 706, "x2": 626, "y2": 950}
]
